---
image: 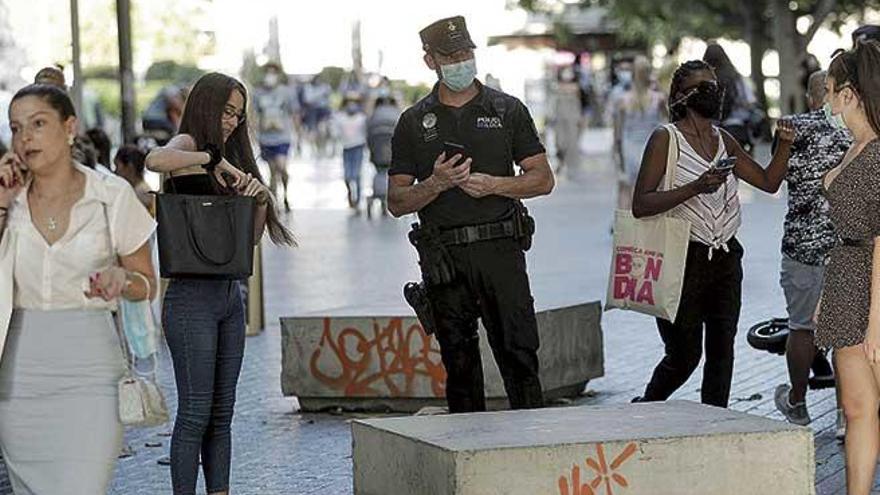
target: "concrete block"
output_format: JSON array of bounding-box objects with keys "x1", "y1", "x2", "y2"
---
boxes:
[
  {"x1": 280, "y1": 301, "x2": 604, "y2": 412},
  {"x1": 352, "y1": 401, "x2": 814, "y2": 495}
]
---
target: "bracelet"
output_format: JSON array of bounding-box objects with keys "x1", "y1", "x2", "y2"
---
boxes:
[
  {"x1": 124, "y1": 271, "x2": 152, "y2": 300},
  {"x1": 201, "y1": 143, "x2": 222, "y2": 172}
]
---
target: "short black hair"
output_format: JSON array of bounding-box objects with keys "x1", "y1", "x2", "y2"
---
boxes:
[
  {"x1": 853, "y1": 25, "x2": 880, "y2": 44},
  {"x1": 114, "y1": 144, "x2": 146, "y2": 177},
  {"x1": 85, "y1": 128, "x2": 111, "y2": 167}
]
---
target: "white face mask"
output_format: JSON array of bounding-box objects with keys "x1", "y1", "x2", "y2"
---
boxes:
[
  {"x1": 440, "y1": 58, "x2": 477, "y2": 92},
  {"x1": 823, "y1": 102, "x2": 846, "y2": 130},
  {"x1": 824, "y1": 86, "x2": 852, "y2": 130},
  {"x1": 264, "y1": 73, "x2": 280, "y2": 88}
]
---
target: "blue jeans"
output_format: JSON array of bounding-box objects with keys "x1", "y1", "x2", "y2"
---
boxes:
[
  {"x1": 163, "y1": 279, "x2": 246, "y2": 495},
  {"x1": 343, "y1": 145, "x2": 365, "y2": 203}
]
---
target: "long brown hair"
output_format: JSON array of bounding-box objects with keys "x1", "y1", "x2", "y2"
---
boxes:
[
  {"x1": 828, "y1": 40, "x2": 880, "y2": 137},
  {"x1": 178, "y1": 72, "x2": 295, "y2": 246}
]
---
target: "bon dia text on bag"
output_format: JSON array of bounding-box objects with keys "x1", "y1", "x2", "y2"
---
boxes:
[{"x1": 612, "y1": 245, "x2": 665, "y2": 306}]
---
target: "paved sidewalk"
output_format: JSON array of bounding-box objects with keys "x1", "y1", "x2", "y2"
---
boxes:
[{"x1": 0, "y1": 131, "x2": 864, "y2": 494}]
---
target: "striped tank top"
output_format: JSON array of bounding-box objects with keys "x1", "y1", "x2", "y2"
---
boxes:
[{"x1": 665, "y1": 125, "x2": 741, "y2": 258}]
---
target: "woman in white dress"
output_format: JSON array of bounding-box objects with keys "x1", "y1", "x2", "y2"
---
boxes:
[{"x1": 0, "y1": 83, "x2": 156, "y2": 494}]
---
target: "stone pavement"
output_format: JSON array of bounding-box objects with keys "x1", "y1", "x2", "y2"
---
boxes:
[{"x1": 0, "y1": 129, "x2": 865, "y2": 494}]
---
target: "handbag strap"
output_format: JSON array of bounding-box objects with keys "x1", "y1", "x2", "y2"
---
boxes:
[
  {"x1": 182, "y1": 199, "x2": 238, "y2": 265},
  {"x1": 99, "y1": 202, "x2": 157, "y2": 377},
  {"x1": 662, "y1": 123, "x2": 680, "y2": 193}
]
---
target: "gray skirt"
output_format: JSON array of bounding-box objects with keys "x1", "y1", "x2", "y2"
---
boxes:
[{"x1": 0, "y1": 309, "x2": 125, "y2": 495}]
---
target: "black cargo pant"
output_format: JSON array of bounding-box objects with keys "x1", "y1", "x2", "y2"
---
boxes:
[
  {"x1": 641, "y1": 238, "x2": 743, "y2": 408},
  {"x1": 427, "y1": 237, "x2": 544, "y2": 413}
]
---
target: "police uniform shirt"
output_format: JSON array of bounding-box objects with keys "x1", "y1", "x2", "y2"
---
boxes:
[{"x1": 390, "y1": 80, "x2": 545, "y2": 228}]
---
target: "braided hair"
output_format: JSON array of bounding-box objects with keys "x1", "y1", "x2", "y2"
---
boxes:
[{"x1": 668, "y1": 60, "x2": 715, "y2": 121}]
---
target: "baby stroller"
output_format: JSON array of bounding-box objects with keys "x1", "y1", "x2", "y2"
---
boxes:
[{"x1": 365, "y1": 98, "x2": 399, "y2": 218}]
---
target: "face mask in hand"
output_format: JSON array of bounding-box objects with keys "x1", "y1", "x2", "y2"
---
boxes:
[{"x1": 440, "y1": 58, "x2": 477, "y2": 92}]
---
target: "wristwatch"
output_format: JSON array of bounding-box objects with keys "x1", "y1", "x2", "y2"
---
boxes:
[{"x1": 201, "y1": 143, "x2": 222, "y2": 172}]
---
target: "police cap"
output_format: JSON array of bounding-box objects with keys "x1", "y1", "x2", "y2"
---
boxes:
[{"x1": 419, "y1": 16, "x2": 477, "y2": 55}]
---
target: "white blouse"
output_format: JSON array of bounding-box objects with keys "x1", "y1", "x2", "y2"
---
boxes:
[{"x1": 5, "y1": 163, "x2": 156, "y2": 311}]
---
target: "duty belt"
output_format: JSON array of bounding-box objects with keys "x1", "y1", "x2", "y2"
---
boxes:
[{"x1": 439, "y1": 219, "x2": 516, "y2": 246}]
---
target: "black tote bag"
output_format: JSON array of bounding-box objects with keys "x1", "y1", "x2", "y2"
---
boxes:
[{"x1": 155, "y1": 193, "x2": 256, "y2": 279}]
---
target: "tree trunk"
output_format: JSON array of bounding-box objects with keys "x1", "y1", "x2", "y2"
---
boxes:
[
  {"x1": 743, "y1": 4, "x2": 768, "y2": 110},
  {"x1": 771, "y1": 0, "x2": 803, "y2": 115}
]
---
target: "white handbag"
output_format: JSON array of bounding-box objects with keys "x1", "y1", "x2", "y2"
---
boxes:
[
  {"x1": 100, "y1": 200, "x2": 169, "y2": 427},
  {"x1": 115, "y1": 312, "x2": 169, "y2": 427},
  {"x1": 605, "y1": 124, "x2": 692, "y2": 322}
]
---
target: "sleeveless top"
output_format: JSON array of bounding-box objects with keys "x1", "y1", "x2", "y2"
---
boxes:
[
  {"x1": 163, "y1": 173, "x2": 217, "y2": 196},
  {"x1": 667, "y1": 125, "x2": 742, "y2": 258}
]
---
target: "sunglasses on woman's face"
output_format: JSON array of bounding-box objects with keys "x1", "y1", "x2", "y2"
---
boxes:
[{"x1": 681, "y1": 80, "x2": 719, "y2": 94}]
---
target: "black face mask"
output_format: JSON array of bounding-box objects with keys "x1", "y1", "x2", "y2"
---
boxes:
[{"x1": 684, "y1": 81, "x2": 724, "y2": 119}]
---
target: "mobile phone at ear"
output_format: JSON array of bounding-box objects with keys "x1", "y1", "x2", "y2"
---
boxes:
[{"x1": 443, "y1": 141, "x2": 468, "y2": 164}]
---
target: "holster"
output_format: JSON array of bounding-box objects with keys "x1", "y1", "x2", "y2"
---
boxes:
[
  {"x1": 403, "y1": 281, "x2": 436, "y2": 335},
  {"x1": 408, "y1": 223, "x2": 456, "y2": 286},
  {"x1": 511, "y1": 200, "x2": 536, "y2": 251}
]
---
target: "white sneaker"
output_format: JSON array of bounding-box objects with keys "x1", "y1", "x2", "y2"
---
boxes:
[{"x1": 836, "y1": 409, "x2": 846, "y2": 441}]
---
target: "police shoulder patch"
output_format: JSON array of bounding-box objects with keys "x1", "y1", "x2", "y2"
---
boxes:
[{"x1": 422, "y1": 112, "x2": 437, "y2": 129}]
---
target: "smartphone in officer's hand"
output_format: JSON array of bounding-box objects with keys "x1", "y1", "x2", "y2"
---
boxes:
[
  {"x1": 712, "y1": 156, "x2": 736, "y2": 175},
  {"x1": 443, "y1": 141, "x2": 468, "y2": 165}
]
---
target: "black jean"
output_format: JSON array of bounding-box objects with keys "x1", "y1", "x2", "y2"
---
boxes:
[
  {"x1": 641, "y1": 238, "x2": 744, "y2": 408},
  {"x1": 163, "y1": 279, "x2": 246, "y2": 495},
  {"x1": 427, "y1": 237, "x2": 544, "y2": 413}
]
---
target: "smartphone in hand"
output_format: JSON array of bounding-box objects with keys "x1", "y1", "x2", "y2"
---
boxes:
[
  {"x1": 712, "y1": 156, "x2": 736, "y2": 175},
  {"x1": 443, "y1": 142, "x2": 468, "y2": 165}
]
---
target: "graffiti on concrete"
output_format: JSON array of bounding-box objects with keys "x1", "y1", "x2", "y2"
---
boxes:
[
  {"x1": 309, "y1": 317, "x2": 446, "y2": 397},
  {"x1": 558, "y1": 442, "x2": 639, "y2": 495}
]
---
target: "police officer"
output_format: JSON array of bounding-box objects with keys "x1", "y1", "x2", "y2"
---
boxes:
[{"x1": 388, "y1": 16, "x2": 555, "y2": 413}]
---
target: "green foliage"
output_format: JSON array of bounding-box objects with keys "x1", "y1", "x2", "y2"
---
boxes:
[
  {"x1": 396, "y1": 82, "x2": 432, "y2": 106},
  {"x1": 518, "y1": 0, "x2": 880, "y2": 48},
  {"x1": 317, "y1": 67, "x2": 346, "y2": 90},
  {"x1": 85, "y1": 79, "x2": 169, "y2": 119},
  {"x1": 144, "y1": 60, "x2": 204, "y2": 83},
  {"x1": 82, "y1": 65, "x2": 119, "y2": 80}
]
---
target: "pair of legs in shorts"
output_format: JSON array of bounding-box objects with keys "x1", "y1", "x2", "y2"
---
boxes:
[
  {"x1": 260, "y1": 143, "x2": 291, "y2": 211},
  {"x1": 775, "y1": 255, "x2": 839, "y2": 425}
]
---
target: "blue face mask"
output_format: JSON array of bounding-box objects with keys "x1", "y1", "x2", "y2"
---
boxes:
[
  {"x1": 440, "y1": 58, "x2": 477, "y2": 92},
  {"x1": 120, "y1": 299, "x2": 159, "y2": 361},
  {"x1": 823, "y1": 102, "x2": 846, "y2": 130}
]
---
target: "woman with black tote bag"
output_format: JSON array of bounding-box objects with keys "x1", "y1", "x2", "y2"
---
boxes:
[{"x1": 145, "y1": 72, "x2": 294, "y2": 495}]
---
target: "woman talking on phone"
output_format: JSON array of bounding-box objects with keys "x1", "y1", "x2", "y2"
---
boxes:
[
  {"x1": 145, "y1": 73, "x2": 293, "y2": 495},
  {"x1": 0, "y1": 84, "x2": 156, "y2": 493},
  {"x1": 631, "y1": 60, "x2": 795, "y2": 408}
]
